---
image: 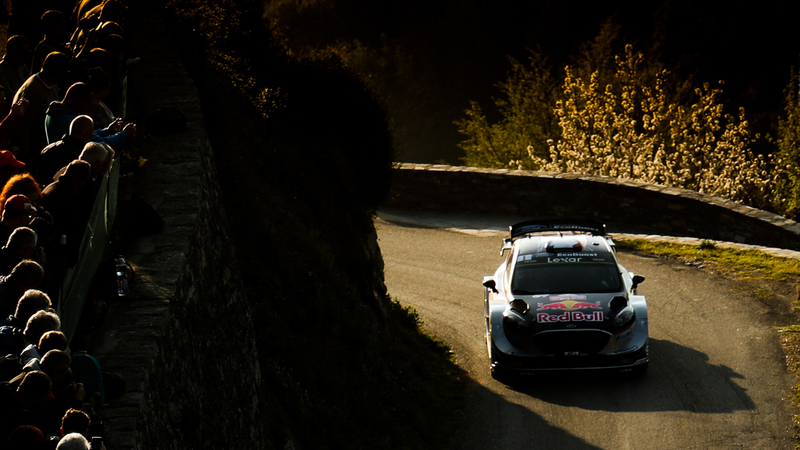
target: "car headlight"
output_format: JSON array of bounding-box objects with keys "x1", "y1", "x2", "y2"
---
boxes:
[{"x1": 612, "y1": 305, "x2": 635, "y2": 327}]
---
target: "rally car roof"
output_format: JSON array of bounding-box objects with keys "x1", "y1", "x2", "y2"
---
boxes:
[{"x1": 515, "y1": 234, "x2": 615, "y2": 258}]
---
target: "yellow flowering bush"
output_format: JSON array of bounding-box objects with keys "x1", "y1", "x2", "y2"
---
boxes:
[
  {"x1": 458, "y1": 43, "x2": 774, "y2": 208},
  {"x1": 541, "y1": 46, "x2": 773, "y2": 206},
  {"x1": 775, "y1": 64, "x2": 800, "y2": 218}
]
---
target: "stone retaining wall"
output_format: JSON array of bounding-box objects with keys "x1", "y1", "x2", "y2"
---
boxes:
[
  {"x1": 92, "y1": 8, "x2": 264, "y2": 450},
  {"x1": 387, "y1": 163, "x2": 800, "y2": 250}
]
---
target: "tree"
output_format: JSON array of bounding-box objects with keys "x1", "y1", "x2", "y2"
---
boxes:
[
  {"x1": 455, "y1": 50, "x2": 559, "y2": 169},
  {"x1": 455, "y1": 23, "x2": 773, "y2": 207},
  {"x1": 774, "y1": 63, "x2": 800, "y2": 218}
]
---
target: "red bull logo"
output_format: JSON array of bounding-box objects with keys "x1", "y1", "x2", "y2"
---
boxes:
[
  {"x1": 537, "y1": 311, "x2": 604, "y2": 323},
  {"x1": 536, "y1": 297, "x2": 603, "y2": 323}
]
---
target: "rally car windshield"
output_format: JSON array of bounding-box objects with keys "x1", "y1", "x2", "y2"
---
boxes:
[{"x1": 511, "y1": 262, "x2": 623, "y2": 295}]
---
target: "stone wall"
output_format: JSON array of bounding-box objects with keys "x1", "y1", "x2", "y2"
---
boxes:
[
  {"x1": 387, "y1": 163, "x2": 800, "y2": 250},
  {"x1": 92, "y1": 8, "x2": 264, "y2": 450}
]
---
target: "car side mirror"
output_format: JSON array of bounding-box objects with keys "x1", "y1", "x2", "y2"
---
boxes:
[
  {"x1": 632, "y1": 274, "x2": 645, "y2": 290},
  {"x1": 483, "y1": 278, "x2": 498, "y2": 294}
]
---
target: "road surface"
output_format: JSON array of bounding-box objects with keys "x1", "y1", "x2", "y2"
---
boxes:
[{"x1": 375, "y1": 213, "x2": 797, "y2": 449}]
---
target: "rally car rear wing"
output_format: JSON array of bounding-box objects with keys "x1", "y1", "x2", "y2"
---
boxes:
[{"x1": 509, "y1": 219, "x2": 607, "y2": 239}]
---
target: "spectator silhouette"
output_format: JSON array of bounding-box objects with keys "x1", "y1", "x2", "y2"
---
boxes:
[
  {"x1": 39, "y1": 115, "x2": 94, "y2": 185},
  {"x1": 44, "y1": 84, "x2": 134, "y2": 153},
  {"x1": 32, "y1": 10, "x2": 73, "y2": 74},
  {"x1": 41, "y1": 350, "x2": 85, "y2": 432},
  {"x1": 0, "y1": 194, "x2": 35, "y2": 246},
  {"x1": 92, "y1": 32, "x2": 126, "y2": 115},
  {"x1": 70, "y1": 0, "x2": 128, "y2": 55},
  {"x1": 0, "y1": 94, "x2": 28, "y2": 150},
  {"x1": 0, "y1": 289, "x2": 52, "y2": 357},
  {"x1": 38, "y1": 330, "x2": 68, "y2": 355},
  {"x1": 53, "y1": 141, "x2": 113, "y2": 216},
  {"x1": 45, "y1": 82, "x2": 94, "y2": 145},
  {"x1": 60, "y1": 408, "x2": 90, "y2": 437},
  {"x1": 85, "y1": 67, "x2": 114, "y2": 129},
  {"x1": 0, "y1": 175, "x2": 44, "y2": 208},
  {"x1": 0, "y1": 226, "x2": 46, "y2": 275},
  {"x1": 20, "y1": 331, "x2": 70, "y2": 375},
  {"x1": 0, "y1": 260, "x2": 45, "y2": 318},
  {"x1": 71, "y1": 0, "x2": 102, "y2": 25},
  {"x1": 7, "y1": 370, "x2": 51, "y2": 440},
  {"x1": 19, "y1": 310, "x2": 60, "y2": 367},
  {"x1": 0, "y1": 176, "x2": 49, "y2": 243},
  {"x1": 77, "y1": 141, "x2": 113, "y2": 178},
  {"x1": 42, "y1": 160, "x2": 91, "y2": 268},
  {"x1": 0, "y1": 35, "x2": 32, "y2": 110},
  {"x1": 7, "y1": 0, "x2": 49, "y2": 45},
  {"x1": 12, "y1": 51, "x2": 70, "y2": 164},
  {"x1": 4, "y1": 424, "x2": 48, "y2": 450},
  {"x1": 56, "y1": 432, "x2": 90, "y2": 450}
]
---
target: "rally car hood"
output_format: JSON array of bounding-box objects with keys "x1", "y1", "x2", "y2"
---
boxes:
[{"x1": 508, "y1": 291, "x2": 630, "y2": 331}]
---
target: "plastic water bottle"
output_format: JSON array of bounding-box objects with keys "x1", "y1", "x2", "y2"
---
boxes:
[{"x1": 115, "y1": 256, "x2": 129, "y2": 297}]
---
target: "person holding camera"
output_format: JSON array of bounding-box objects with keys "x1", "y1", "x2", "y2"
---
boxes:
[
  {"x1": 0, "y1": 226, "x2": 47, "y2": 275},
  {"x1": 0, "y1": 194, "x2": 36, "y2": 246}
]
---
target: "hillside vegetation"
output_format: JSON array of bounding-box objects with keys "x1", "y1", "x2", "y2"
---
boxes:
[
  {"x1": 264, "y1": 0, "x2": 800, "y2": 218},
  {"x1": 164, "y1": 0, "x2": 464, "y2": 448}
]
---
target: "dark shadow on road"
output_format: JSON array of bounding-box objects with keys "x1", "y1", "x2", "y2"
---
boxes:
[
  {"x1": 454, "y1": 375, "x2": 605, "y2": 450},
  {"x1": 501, "y1": 338, "x2": 754, "y2": 413}
]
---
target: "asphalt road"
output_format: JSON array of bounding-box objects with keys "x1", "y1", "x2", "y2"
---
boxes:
[{"x1": 375, "y1": 213, "x2": 798, "y2": 449}]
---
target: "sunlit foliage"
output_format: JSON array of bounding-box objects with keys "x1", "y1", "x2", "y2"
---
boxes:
[
  {"x1": 540, "y1": 45, "x2": 773, "y2": 207},
  {"x1": 455, "y1": 51, "x2": 559, "y2": 169},
  {"x1": 774, "y1": 63, "x2": 800, "y2": 219},
  {"x1": 457, "y1": 31, "x2": 774, "y2": 208},
  {"x1": 166, "y1": 0, "x2": 287, "y2": 117}
]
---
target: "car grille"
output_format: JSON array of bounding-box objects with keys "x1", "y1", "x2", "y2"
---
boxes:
[{"x1": 532, "y1": 330, "x2": 611, "y2": 355}]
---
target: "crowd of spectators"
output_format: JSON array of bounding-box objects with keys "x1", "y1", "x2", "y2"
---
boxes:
[{"x1": 0, "y1": 1, "x2": 136, "y2": 449}]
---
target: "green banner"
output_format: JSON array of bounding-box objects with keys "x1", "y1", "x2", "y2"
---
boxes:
[{"x1": 58, "y1": 158, "x2": 120, "y2": 341}]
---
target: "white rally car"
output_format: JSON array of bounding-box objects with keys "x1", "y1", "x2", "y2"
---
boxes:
[{"x1": 482, "y1": 219, "x2": 649, "y2": 377}]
